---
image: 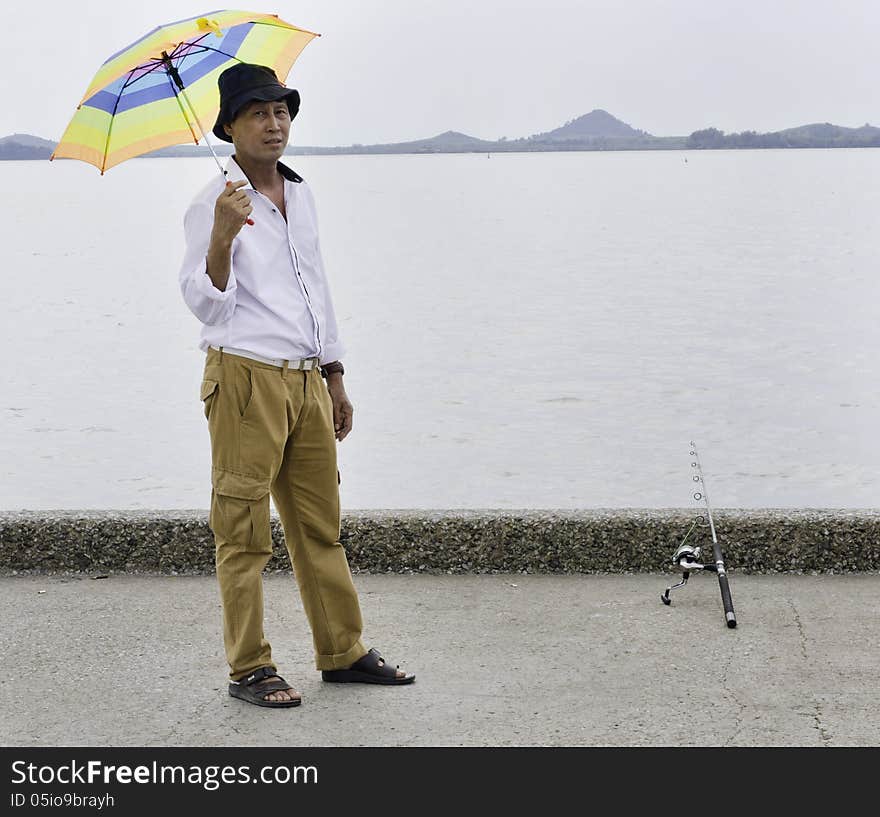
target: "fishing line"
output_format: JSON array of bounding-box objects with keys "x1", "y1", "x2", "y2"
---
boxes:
[{"x1": 660, "y1": 441, "x2": 737, "y2": 628}]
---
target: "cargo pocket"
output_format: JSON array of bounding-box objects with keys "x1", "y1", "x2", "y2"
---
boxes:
[
  {"x1": 209, "y1": 469, "x2": 273, "y2": 553},
  {"x1": 200, "y1": 378, "x2": 219, "y2": 421}
]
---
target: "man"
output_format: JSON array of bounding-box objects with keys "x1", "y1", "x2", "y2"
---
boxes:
[{"x1": 179, "y1": 63, "x2": 414, "y2": 708}]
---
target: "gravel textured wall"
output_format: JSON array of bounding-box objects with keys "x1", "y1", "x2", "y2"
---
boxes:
[{"x1": 1, "y1": 509, "x2": 878, "y2": 575}]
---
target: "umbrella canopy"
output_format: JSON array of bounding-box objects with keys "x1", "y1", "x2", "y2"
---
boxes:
[{"x1": 51, "y1": 10, "x2": 319, "y2": 174}]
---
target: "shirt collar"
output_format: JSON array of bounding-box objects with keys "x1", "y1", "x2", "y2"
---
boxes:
[{"x1": 224, "y1": 155, "x2": 303, "y2": 191}]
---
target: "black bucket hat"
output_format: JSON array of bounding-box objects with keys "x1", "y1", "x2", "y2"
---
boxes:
[{"x1": 212, "y1": 63, "x2": 301, "y2": 143}]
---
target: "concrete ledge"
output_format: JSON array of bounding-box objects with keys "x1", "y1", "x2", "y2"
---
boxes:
[{"x1": 1, "y1": 509, "x2": 878, "y2": 574}]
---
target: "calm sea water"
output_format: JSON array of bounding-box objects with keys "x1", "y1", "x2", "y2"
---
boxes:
[{"x1": 1, "y1": 149, "x2": 878, "y2": 509}]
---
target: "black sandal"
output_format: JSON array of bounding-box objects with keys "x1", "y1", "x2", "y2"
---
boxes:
[
  {"x1": 228, "y1": 666, "x2": 302, "y2": 707},
  {"x1": 321, "y1": 648, "x2": 415, "y2": 685}
]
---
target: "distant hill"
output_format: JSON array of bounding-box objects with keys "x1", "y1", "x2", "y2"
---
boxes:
[
  {"x1": 321, "y1": 130, "x2": 498, "y2": 155},
  {"x1": 687, "y1": 122, "x2": 880, "y2": 149},
  {"x1": 532, "y1": 109, "x2": 650, "y2": 141},
  {"x1": 777, "y1": 122, "x2": 880, "y2": 145},
  {"x1": 5, "y1": 112, "x2": 880, "y2": 160},
  {"x1": 0, "y1": 133, "x2": 55, "y2": 159},
  {"x1": 781, "y1": 122, "x2": 846, "y2": 139},
  {"x1": 397, "y1": 130, "x2": 497, "y2": 150}
]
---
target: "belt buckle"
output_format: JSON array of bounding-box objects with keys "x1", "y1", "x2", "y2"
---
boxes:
[{"x1": 285, "y1": 357, "x2": 317, "y2": 371}]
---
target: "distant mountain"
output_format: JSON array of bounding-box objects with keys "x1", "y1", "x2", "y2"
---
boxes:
[
  {"x1": 777, "y1": 122, "x2": 880, "y2": 145},
  {"x1": 5, "y1": 113, "x2": 880, "y2": 160},
  {"x1": 302, "y1": 114, "x2": 663, "y2": 155},
  {"x1": 326, "y1": 130, "x2": 498, "y2": 155},
  {"x1": 687, "y1": 122, "x2": 880, "y2": 149},
  {"x1": 0, "y1": 133, "x2": 55, "y2": 159},
  {"x1": 531, "y1": 109, "x2": 650, "y2": 141},
  {"x1": 397, "y1": 130, "x2": 497, "y2": 150},
  {"x1": 780, "y1": 122, "x2": 848, "y2": 139}
]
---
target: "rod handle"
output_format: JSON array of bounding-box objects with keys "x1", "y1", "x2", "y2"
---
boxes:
[{"x1": 718, "y1": 572, "x2": 737, "y2": 628}]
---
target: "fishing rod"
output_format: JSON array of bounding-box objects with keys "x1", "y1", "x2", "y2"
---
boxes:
[{"x1": 660, "y1": 441, "x2": 737, "y2": 628}]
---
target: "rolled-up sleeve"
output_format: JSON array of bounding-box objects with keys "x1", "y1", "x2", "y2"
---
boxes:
[
  {"x1": 179, "y1": 200, "x2": 237, "y2": 326},
  {"x1": 313, "y1": 232, "x2": 346, "y2": 365}
]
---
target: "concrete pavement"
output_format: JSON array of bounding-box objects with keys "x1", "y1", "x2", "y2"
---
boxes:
[{"x1": 1, "y1": 573, "x2": 878, "y2": 747}]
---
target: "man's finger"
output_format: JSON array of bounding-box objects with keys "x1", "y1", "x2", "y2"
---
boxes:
[{"x1": 333, "y1": 404, "x2": 352, "y2": 440}]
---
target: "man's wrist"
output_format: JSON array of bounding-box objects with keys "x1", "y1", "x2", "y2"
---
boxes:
[
  {"x1": 208, "y1": 230, "x2": 234, "y2": 252},
  {"x1": 320, "y1": 361, "x2": 344, "y2": 379}
]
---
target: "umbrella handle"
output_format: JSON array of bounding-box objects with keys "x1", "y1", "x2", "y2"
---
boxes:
[{"x1": 224, "y1": 181, "x2": 255, "y2": 226}]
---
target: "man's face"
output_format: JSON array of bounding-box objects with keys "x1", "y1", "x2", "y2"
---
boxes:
[{"x1": 223, "y1": 98, "x2": 291, "y2": 163}]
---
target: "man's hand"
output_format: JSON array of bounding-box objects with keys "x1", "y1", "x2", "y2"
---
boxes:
[
  {"x1": 205, "y1": 182, "x2": 254, "y2": 291},
  {"x1": 326, "y1": 375, "x2": 353, "y2": 441},
  {"x1": 211, "y1": 180, "x2": 253, "y2": 246}
]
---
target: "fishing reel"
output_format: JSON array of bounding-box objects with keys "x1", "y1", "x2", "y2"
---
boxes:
[{"x1": 660, "y1": 519, "x2": 717, "y2": 605}]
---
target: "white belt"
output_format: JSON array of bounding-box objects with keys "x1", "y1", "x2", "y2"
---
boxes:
[{"x1": 210, "y1": 345, "x2": 321, "y2": 370}]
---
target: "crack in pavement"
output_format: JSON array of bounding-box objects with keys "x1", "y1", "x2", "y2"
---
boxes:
[
  {"x1": 720, "y1": 648, "x2": 747, "y2": 746},
  {"x1": 150, "y1": 693, "x2": 224, "y2": 746},
  {"x1": 787, "y1": 597, "x2": 832, "y2": 747}
]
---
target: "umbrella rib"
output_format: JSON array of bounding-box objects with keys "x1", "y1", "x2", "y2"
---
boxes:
[
  {"x1": 169, "y1": 18, "x2": 320, "y2": 69},
  {"x1": 101, "y1": 67, "x2": 138, "y2": 174},
  {"x1": 118, "y1": 57, "x2": 171, "y2": 88},
  {"x1": 172, "y1": 42, "x2": 245, "y2": 65},
  {"x1": 161, "y1": 35, "x2": 241, "y2": 68},
  {"x1": 160, "y1": 51, "x2": 228, "y2": 177},
  {"x1": 99, "y1": 21, "x2": 297, "y2": 95}
]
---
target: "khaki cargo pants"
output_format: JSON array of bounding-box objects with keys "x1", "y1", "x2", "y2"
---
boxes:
[{"x1": 200, "y1": 346, "x2": 367, "y2": 679}]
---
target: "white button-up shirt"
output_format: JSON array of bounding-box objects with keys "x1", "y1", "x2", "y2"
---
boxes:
[{"x1": 179, "y1": 157, "x2": 345, "y2": 364}]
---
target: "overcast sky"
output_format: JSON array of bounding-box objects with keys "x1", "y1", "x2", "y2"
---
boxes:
[{"x1": 6, "y1": 0, "x2": 878, "y2": 146}]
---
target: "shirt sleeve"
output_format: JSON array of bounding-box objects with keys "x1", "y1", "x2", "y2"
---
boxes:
[
  {"x1": 306, "y1": 187, "x2": 346, "y2": 365},
  {"x1": 179, "y1": 199, "x2": 237, "y2": 326},
  {"x1": 317, "y1": 238, "x2": 346, "y2": 365}
]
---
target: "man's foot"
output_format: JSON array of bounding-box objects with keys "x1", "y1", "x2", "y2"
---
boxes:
[
  {"x1": 321, "y1": 648, "x2": 416, "y2": 685},
  {"x1": 258, "y1": 678, "x2": 300, "y2": 703},
  {"x1": 228, "y1": 667, "x2": 302, "y2": 707}
]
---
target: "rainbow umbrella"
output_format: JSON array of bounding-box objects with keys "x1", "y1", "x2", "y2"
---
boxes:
[{"x1": 51, "y1": 10, "x2": 319, "y2": 174}]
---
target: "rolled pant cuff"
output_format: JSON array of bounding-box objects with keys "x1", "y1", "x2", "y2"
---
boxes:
[{"x1": 315, "y1": 639, "x2": 368, "y2": 671}]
